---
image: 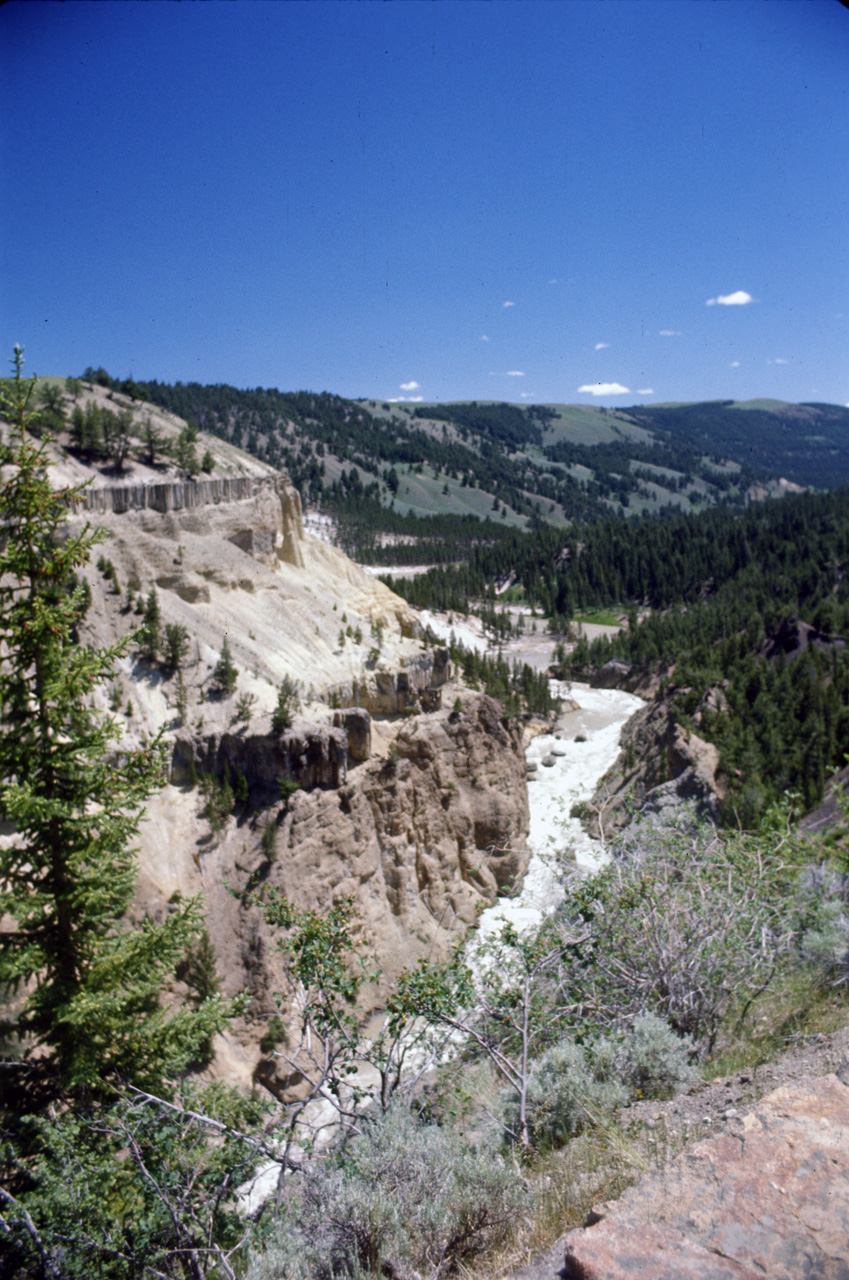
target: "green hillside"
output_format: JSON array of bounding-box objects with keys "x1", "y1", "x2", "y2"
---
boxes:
[{"x1": 75, "y1": 369, "x2": 849, "y2": 564}]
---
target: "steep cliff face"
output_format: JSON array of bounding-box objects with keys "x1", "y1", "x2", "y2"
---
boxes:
[
  {"x1": 76, "y1": 473, "x2": 307, "y2": 569},
  {"x1": 583, "y1": 695, "x2": 723, "y2": 838},
  {"x1": 43, "y1": 409, "x2": 534, "y2": 1091},
  {"x1": 135, "y1": 693, "x2": 530, "y2": 1089}
]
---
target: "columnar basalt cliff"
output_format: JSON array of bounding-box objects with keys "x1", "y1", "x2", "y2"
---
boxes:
[
  {"x1": 171, "y1": 724, "x2": 350, "y2": 800},
  {"x1": 73, "y1": 473, "x2": 306, "y2": 569}
]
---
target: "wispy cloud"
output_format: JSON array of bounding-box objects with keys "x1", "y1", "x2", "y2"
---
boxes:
[
  {"x1": 594, "y1": 342, "x2": 610, "y2": 350},
  {"x1": 548, "y1": 278, "x2": 558, "y2": 285},
  {"x1": 659, "y1": 329, "x2": 681, "y2": 336},
  {"x1": 388, "y1": 395, "x2": 423, "y2": 403},
  {"x1": 729, "y1": 361, "x2": 741, "y2": 368},
  {"x1": 578, "y1": 382, "x2": 630, "y2": 396},
  {"x1": 399, "y1": 380, "x2": 419, "y2": 391},
  {"x1": 637, "y1": 388, "x2": 654, "y2": 395},
  {"x1": 506, "y1": 370, "x2": 525, "y2": 377},
  {"x1": 502, "y1": 300, "x2": 515, "y2": 308},
  {"x1": 706, "y1": 290, "x2": 753, "y2": 307},
  {"x1": 768, "y1": 358, "x2": 789, "y2": 365},
  {"x1": 480, "y1": 334, "x2": 490, "y2": 342}
]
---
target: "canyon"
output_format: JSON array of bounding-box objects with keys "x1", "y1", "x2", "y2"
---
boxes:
[{"x1": 63, "y1": 428, "x2": 535, "y2": 1090}]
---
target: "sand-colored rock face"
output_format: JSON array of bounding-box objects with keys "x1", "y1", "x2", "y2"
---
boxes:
[
  {"x1": 135, "y1": 693, "x2": 530, "y2": 1091},
  {"x1": 563, "y1": 1072, "x2": 849, "y2": 1280},
  {"x1": 73, "y1": 470, "x2": 424, "y2": 735}
]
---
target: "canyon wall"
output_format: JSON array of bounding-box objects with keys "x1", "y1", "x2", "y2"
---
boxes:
[
  {"x1": 142, "y1": 692, "x2": 531, "y2": 1091},
  {"x1": 583, "y1": 695, "x2": 722, "y2": 837},
  {"x1": 73, "y1": 473, "x2": 306, "y2": 569}
]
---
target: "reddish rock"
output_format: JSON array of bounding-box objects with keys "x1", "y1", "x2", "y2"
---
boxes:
[{"x1": 563, "y1": 1074, "x2": 849, "y2": 1280}]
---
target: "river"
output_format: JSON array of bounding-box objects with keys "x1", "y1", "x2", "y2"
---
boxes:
[
  {"x1": 474, "y1": 681, "x2": 644, "y2": 947},
  {"x1": 240, "y1": 664, "x2": 643, "y2": 1209}
]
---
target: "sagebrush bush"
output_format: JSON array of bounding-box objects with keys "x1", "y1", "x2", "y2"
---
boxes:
[
  {"x1": 248, "y1": 1103, "x2": 527, "y2": 1280},
  {"x1": 607, "y1": 1012, "x2": 698, "y2": 1099},
  {"x1": 501, "y1": 1039, "x2": 628, "y2": 1151}
]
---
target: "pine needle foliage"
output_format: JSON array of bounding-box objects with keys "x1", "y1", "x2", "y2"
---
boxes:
[{"x1": 0, "y1": 347, "x2": 228, "y2": 1095}]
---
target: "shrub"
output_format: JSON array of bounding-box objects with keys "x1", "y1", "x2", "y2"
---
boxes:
[
  {"x1": 607, "y1": 1013, "x2": 698, "y2": 1100},
  {"x1": 550, "y1": 817, "x2": 818, "y2": 1052},
  {"x1": 247, "y1": 1104, "x2": 527, "y2": 1280},
  {"x1": 501, "y1": 1039, "x2": 627, "y2": 1150}
]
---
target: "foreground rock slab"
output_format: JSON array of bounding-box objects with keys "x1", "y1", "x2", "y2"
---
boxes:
[{"x1": 563, "y1": 1073, "x2": 849, "y2": 1280}]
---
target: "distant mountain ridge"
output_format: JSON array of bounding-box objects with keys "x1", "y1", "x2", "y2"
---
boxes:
[{"x1": 76, "y1": 369, "x2": 849, "y2": 564}]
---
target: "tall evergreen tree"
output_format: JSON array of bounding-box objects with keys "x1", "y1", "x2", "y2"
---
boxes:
[{"x1": 0, "y1": 348, "x2": 228, "y2": 1094}]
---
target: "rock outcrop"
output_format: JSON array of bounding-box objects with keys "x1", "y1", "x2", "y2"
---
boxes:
[
  {"x1": 330, "y1": 648, "x2": 452, "y2": 716},
  {"x1": 332, "y1": 708, "x2": 372, "y2": 761},
  {"x1": 563, "y1": 1072, "x2": 849, "y2": 1280},
  {"x1": 171, "y1": 724, "x2": 349, "y2": 801},
  {"x1": 139, "y1": 693, "x2": 531, "y2": 1091},
  {"x1": 760, "y1": 612, "x2": 846, "y2": 663},
  {"x1": 583, "y1": 695, "x2": 723, "y2": 837},
  {"x1": 74, "y1": 473, "x2": 307, "y2": 569}
]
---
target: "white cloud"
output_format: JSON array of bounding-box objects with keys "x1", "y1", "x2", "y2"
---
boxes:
[
  {"x1": 480, "y1": 334, "x2": 490, "y2": 342},
  {"x1": 506, "y1": 370, "x2": 524, "y2": 377},
  {"x1": 768, "y1": 358, "x2": 788, "y2": 365},
  {"x1": 578, "y1": 382, "x2": 630, "y2": 396},
  {"x1": 706, "y1": 290, "x2": 753, "y2": 307},
  {"x1": 388, "y1": 395, "x2": 423, "y2": 402},
  {"x1": 548, "y1": 278, "x2": 558, "y2": 285},
  {"x1": 637, "y1": 388, "x2": 654, "y2": 395},
  {"x1": 659, "y1": 329, "x2": 681, "y2": 336},
  {"x1": 729, "y1": 361, "x2": 740, "y2": 368},
  {"x1": 594, "y1": 342, "x2": 609, "y2": 350},
  {"x1": 408, "y1": 396, "x2": 423, "y2": 402},
  {"x1": 503, "y1": 300, "x2": 515, "y2": 308},
  {"x1": 399, "y1": 380, "x2": 419, "y2": 391}
]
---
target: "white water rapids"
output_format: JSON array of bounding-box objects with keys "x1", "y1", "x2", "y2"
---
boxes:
[
  {"x1": 240, "y1": 678, "x2": 644, "y2": 1209},
  {"x1": 475, "y1": 681, "x2": 645, "y2": 946}
]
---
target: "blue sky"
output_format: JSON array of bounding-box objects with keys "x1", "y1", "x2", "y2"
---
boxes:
[{"x1": 2, "y1": 1, "x2": 848, "y2": 407}]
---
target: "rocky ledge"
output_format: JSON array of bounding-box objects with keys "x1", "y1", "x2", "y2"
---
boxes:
[
  {"x1": 563, "y1": 1071, "x2": 849, "y2": 1279},
  {"x1": 583, "y1": 694, "x2": 723, "y2": 837}
]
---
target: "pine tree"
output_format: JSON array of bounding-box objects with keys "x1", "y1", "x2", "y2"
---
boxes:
[
  {"x1": 0, "y1": 347, "x2": 228, "y2": 1094},
  {"x1": 211, "y1": 636, "x2": 238, "y2": 695},
  {"x1": 139, "y1": 585, "x2": 162, "y2": 662}
]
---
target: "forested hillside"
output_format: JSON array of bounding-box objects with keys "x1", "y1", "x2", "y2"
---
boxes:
[
  {"x1": 77, "y1": 369, "x2": 847, "y2": 564},
  {"x1": 393, "y1": 486, "x2": 849, "y2": 823}
]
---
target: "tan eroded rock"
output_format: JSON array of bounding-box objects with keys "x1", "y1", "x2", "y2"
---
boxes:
[
  {"x1": 134, "y1": 693, "x2": 530, "y2": 1093},
  {"x1": 584, "y1": 695, "x2": 723, "y2": 836}
]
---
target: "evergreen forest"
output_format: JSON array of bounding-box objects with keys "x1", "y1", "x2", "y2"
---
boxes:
[
  {"x1": 393, "y1": 486, "x2": 849, "y2": 823},
  {"x1": 78, "y1": 369, "x2": 849, "y2": 565}
]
